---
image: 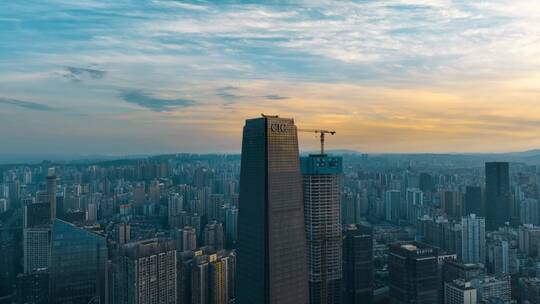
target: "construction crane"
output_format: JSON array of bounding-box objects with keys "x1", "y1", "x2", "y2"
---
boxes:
[{"x1": 297, "y1": 129, "x2": 336, "y2": 155}]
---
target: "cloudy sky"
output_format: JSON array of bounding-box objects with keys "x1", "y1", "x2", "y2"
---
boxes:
[{"x1": 2, "y1": 0, "x2": 540, "y2": 155}]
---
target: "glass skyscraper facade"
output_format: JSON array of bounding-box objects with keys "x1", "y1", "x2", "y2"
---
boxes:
[
  {"x1": 485, "y1": 162, "x2": 510, "y2": 230},
  {"x1": 237, "y1": 115, "x2": 309, "y2": 304},
  {"x1": 342, "y1": 224, "x2": 374, "y2": 304},
  {"x1": 49, "y1": 219, "x2": 107, "y2": 304}
]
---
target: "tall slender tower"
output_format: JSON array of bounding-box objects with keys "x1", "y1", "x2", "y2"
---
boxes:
[
  {"x1": 301, "y1": 154, "x2": 342, "y2": 304},
  {"x1": 46, "y1": 169, "x2": 57, "y2": 221},
  {"x1": 485, "y1": 162, "x2": 510, "y2": 230},
  {"x1": 237, "y1": 115, "x2": 309, "y2": 304},
  {"x1": 342, "y1": 224, "x2": 374, "y2": 304}
]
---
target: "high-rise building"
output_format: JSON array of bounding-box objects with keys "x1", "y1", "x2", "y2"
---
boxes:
[
  {"x1": 183, "y1": 226, "x2": 198, "y2": 252},
  {"x1": 46, "y1": 171, "x2": 57, "y2": 221},
  {"x1": 112, "y1": 239, "x2": 177, "y2": 304},
  {"x1": 385, "y1": 190, "x2": 401, "y2": 222},
  {"x1": 224, "y1": 206, "x2": 238, "y2": 248},
  {"x1": 487, "y1": 240, "x2": 510, "y2": 275},
  {"x1": 49, "y1": 219, "x2": 107, "y2": 304},
  {"x1": 444, "y1": 279, "x2": 477, "y2": 304},
  {"x1": 180, "y1": 250, "x2": 236, "y2": 304},
  {"x1": 405, "y1": 188, "x2": 424, "y2": 224},
  {"x1": 24, "y1": 202, "x2": 50, "y2": 228},
  {"x1": 117, "y1": 222, "x2": 131, "y2": 245},
  {"x1": 461, "y1": 214, "x2": 486, "y2": 264},
  {"x1": 204, "y1": 220, "x2": 224, "y2": 252},
  {"x1": 442, "y1": 191, "x2": 462, "y2": 220},
  {"x1": 388, "y1": 241, "x2": 440, "y2": 304},
  {"x1": 471, "y1": 275, "x2": 511, "y2": 302},
  {"x1": 301, "y1": 154, "x2": 343, "y2": 304},
  {"x1": 464, "y1": 186, "x2": 484, "y2": 217},
  {"x1": 485, "y1": 162, "x2": 510, "y2": 230},
  {"x1": 342, "y1": 224, "x2": 373, "y2": 304},
  {"x1": 23, "y1": 227, "x2": 50, "y2": 274},
  {"x1": 443, "y1": 260, "x2": 484, "y2": 285},
  {"x1": 16, "y1": 270, "x2": 49, "y2": 304},
  {"x1": 237, "y1": 115, "x2": 309, "y2": 304}
]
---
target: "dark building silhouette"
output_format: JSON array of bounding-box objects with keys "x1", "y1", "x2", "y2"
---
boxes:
[
  {"x1": 301, "y1": 155, "x2": 343, "y2": 304},
  {"x1": 419, "y1": 173, "x2": 435, "y2": 193},
  {"x1": 342, "y1": 224, "x2": 373, "y2": 304},
  {"x1": 464, "y1": 186, "x2": 484, "y2": 217},
  {"x1": 388, "y1": 241, "x2": 440, "y2": 304},
  {"x1": 16, "y1": 270, "x2": 49, "y2": 304},
  {"x1": 46, "y1": 171, "x2": 57, "y2": 221},
  {"x1": 485, "y1": 162, "x2": 510, "y2": 230},
  {"x1": 49, "y1": 219, "x2": 107, "y2": 304},
  {"x1": 237, "y1": 115, "x2": 309, "y2": 304},
  {"x1": 443, "y1": 260, "x2": 484, "y2": 284}
]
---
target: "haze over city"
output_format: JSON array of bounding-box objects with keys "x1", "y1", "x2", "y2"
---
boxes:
[{"x1": 2, "y1": 0, "x2": 540, "y2": 156}]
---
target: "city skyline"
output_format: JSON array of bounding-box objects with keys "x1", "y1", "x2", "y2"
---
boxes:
[{"x1": 2, "y1": 1, "x2": 540, "y2": 155}]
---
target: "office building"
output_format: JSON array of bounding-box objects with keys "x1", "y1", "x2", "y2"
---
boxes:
[
  {"x1": 443, "y1": 260, "x2": 484, "y2": 284},
  {"x1": 301, "y1": 154, "x2": 343, "y2": 304},
  {"x1": 16, "y1": 270, "x2": 49, "y2": 304},
  {"x1": 46, "y1": 170, "x2": 57, "y2": 221},
  {"x1": 485, "y1": 162, "x2": 510, "y2": 230},
  {"x1": 49, "y1": 219, "x2": 107, "y2": 304},
  {"x1": 464, "y1": 186, "x2": 484, "y2": 217},
  {"x1": 342, "y1": 224, "x2": 373, "y2": 304},
  {"x1": 388, "y1": 241, "x2": 440, "y2": 304},
  {"x1": 23, "y1": 227, "x2": 50, "y2": 274},
  {"x1": 461, "y1": 214, "x2": 486, "y2": 264},
  {"x1": 237, "y1": 115, "x2": 309, "y2": 304}
]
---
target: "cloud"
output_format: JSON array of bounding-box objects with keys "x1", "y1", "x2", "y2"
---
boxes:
[
  {"x1": 264, "y1": 94, "x2": 288, "y2": 100},
  {"x1": 120, "y1": 90, "x2": 195, "y2": 112},
  {"x1": 216, "y1": 86, "x2": 242, "y2": 104},
  {"x1": 61, "y1": 66, "x2": 107, "y2": 82},
  {"x1": 0, "y1": 97, "x2": 58, "y2": 112}
]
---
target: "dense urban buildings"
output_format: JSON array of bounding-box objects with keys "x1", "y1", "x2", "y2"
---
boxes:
[
  {"x1": 4, "y1": 117, "x2": 540, "y2": 303},
  {"x1": 237, "y1": 115, "x2": 309, "y2": 304}
]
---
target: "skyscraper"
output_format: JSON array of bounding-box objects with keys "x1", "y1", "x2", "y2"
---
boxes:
[
  {"x1": 46, "y1": 170, "x2": 57, "y2": 221},
  {"x1": 461, "y1": 214, "x2": 486, "y2": 264},
  {"x1": 204, "y1": 220, "x2": 224, "y2": 252},
  {"x1": 342, "y1": 224, "x2": 374, "y2": 304},
  {"x1": 385, "y1": 190, "x2": 400, "y2": 222},
  {"x1": 388, "y1": 241, "x2": 440, "y2": 304},
  {"x1": 237, "y1": 115, "x2": 309, "y2": 304},
  {"x1": 49, "y1": 219, "x2": 107, "y2": 304},
  {"x1": 485, "y1": 162, "x2": 510, "y2": 230},
  {"x1": 464, "y1": 186, "x2": 484, "y2": 217},
  {"x1": 23, "y1": 227, "x2": 50, "y2": 274},
  {"x1": 301, "y1": 154, "x2": 343, "y2": 304}
]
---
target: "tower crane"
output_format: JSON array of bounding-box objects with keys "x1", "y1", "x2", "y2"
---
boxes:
[{"x1": 297, "y1": 129, "x2": 336, "y2": 155}]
